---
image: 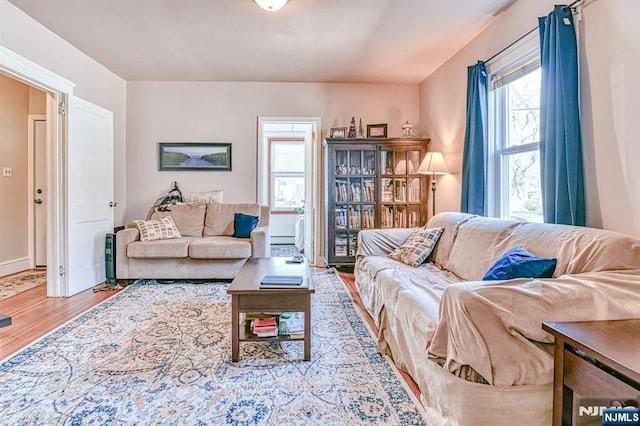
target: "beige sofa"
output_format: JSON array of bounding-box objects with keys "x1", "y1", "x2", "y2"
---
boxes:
[
  {"x1": 355, "y1": 212, "x2": 640, "y2": 425},
  {"x1": 116, "y1": 203, "x2": 270, "y2": 281}
]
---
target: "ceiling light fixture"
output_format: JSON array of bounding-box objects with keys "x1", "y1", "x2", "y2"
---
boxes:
[{"x1": 255, "y1": 0, "x2": 288, "y2": 11}]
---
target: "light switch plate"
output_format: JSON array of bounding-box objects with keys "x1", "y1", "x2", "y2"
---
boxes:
[{"x1": 2, "y1": 167, "x2": 11, "y2": 177}]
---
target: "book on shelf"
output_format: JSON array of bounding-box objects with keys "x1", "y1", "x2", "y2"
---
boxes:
[
  {"x1": 253, "y1": 317, "x2": 277, "y2": 328},
  {"x1": 254, "y1": 327, "x2": 278, "y2": 337},
  {"x1": 278, "y1": 312, "x2": 305, "y2": 336},
  {"x1": 251, "y1": 316, "x2": 278, "y2": 337},
  {"x1": 259, "y1": 275, "x2": 306, "y2": 288}
]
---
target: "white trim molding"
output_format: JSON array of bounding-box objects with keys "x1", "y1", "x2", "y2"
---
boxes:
[{"x1": 0, "y1": 257, "x2": 31, "y2": 278}]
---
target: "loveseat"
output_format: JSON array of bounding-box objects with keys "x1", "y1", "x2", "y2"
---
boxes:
[
  {"x1": 116, "y1": 202, "x2": 270, "y2": 281},
  {"x1": 355, "y1": 212, "x2": 640, "y2": 425}
]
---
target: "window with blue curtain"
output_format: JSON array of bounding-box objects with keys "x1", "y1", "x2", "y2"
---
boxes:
[{"x1": 486, "y1": 32, "x2": 543, "y2": 222}]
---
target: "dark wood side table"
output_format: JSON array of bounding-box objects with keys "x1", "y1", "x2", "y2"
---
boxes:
[
  {"x1": 227, "y1": 257, "x2": 314, "y2": 362},
  {"x1": 542, "y1": 320, "x2": 640, "y2": 426}
]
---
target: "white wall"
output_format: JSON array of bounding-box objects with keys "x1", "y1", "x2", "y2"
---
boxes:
[
  {"x1": 125, "y1": 81, "x2": 420, "y2": 223},
  {"x1": 419, "y1": 0, "x2": 640, "y2": 238},
  {"x1": 0, "y1": 0, "x2": 128, "y2": 226}
]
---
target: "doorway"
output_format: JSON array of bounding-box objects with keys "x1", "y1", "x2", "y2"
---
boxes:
[{"x1": 257, "y1": 117, "x2": 321, "y2": 266}]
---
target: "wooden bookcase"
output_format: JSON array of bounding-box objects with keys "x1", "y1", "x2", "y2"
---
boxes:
[{"x1": 323, "y1": 137, "x2": 430, "y2": 267}]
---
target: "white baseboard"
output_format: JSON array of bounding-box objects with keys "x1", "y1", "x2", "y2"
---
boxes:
[
  {"x1": 271, "y1": 236, "x2": 295, "y2": 245},
  {"x1": 0, "y1": 257, "x2": 31, "y2": 277}
]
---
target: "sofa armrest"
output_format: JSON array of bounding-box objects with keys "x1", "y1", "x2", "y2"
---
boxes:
[
  {"x1": 250, "y1": 225, "x2": 270, "y2": 258},
  {"x1": 115, "y1": 228, "x2": 139, "y2": 279},
  {"x1": 357, "y1": 228, "x2": 416, "y2": 257}
]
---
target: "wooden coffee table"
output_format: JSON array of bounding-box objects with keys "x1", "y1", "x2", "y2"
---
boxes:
[{"x1": 227, "y1": 257, "x2": 314, "y2": 362}]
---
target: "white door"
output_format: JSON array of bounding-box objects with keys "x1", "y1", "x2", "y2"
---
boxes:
[
  {"x1": 66, "y1": 96, "x2": 114, "y2": 296},
  {"x1": 304, "y1": 125, "x2": 316, "y2": 264},
  {"x1": 34, "y1": 119, "x2": 47, "y2": 267}
]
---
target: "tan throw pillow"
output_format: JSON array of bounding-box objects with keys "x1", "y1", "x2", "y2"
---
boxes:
[
  {"x1": 204, "y1": 203, "x2": 261, "y2": 236},
  {"x1": 183, "y1": 190, "x2": 224, "y2": 204},
  {"x1": 388, "y1": 227, "x2": 445, "y2": 267},
  {"x1": 135, "y1": 216, "x2": 182, "y2": 242},
  {"x1": 150, "y1": 204, "x2": 206, "y2": 237}
]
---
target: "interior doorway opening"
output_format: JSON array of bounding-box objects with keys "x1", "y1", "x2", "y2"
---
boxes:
[{"x1": 257, "y1": 117, "x2": 321, "y2": 266}]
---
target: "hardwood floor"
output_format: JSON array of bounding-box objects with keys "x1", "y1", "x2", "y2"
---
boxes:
[
  {"x1": 0, "y1": 268, "x2": 421, "y2": 402},
  {"x1": 0, "y1": 283, "x2": 119, "y2": 360}
]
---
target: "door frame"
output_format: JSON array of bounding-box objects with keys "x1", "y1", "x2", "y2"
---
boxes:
[
  {"x1": 0, "y1": 45, "x2": 75, "y2": 297},
  {"x1": 27, "y1": 114, "x2": 46, "y2": 268},
  {"x1": 257, "y1": 117, "x2": 322, "y2": 266}
]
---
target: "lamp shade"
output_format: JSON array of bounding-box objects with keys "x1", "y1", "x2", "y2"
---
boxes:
[
  {"x1": 418, "y1": 152, "x2": 448, "y2": 175},
  {"x1": 255, "y1": 0, "x2": 288, "y2": 11}
]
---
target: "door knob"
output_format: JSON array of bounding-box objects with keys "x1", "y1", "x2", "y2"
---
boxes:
[
  {"x1": 109, "y1": 201, "x2": 118, "y2": 207},
  {"x1": 34, "y1": 199, "x2": 43, "y2": 204}
]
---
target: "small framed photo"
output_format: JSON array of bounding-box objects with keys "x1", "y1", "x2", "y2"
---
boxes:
[
  {"x1": 330, "y1": 127, "x2": 347, "y2": 138},
  {"x1": 159, "y1": 143, "x2": 232, "y2": 171},
  {"x1": 367, "y1": 124, "x2": 388, "y2": 138}
]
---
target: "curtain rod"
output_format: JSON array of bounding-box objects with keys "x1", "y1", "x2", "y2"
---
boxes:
[{"x1": 484, "y1": 0, "x2": 583, "y2": 64}]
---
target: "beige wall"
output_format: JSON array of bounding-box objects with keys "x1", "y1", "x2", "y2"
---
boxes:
[
  {"x1": 0, "y1": 73, "x2": 29, "y2": 264},
  {"x1": 580, "y1": 0, "x2": 640, "y2": 237},
  {"x1": 419, "y1": 0, "x2": 640, "y2": 237},
  {"x1": 0, "y1": 0, "x2": 128, "y2": 225},
  {"x1": 125, "y1": 81, "x2": 420, "y2": 223}
]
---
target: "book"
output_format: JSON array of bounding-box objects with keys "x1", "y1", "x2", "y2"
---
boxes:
[
  {"x1": 253, "y1": 317, "x2": 277, "y2": 328},
  {"x1": 254, "y1": 327, "x2": 278, "y2": 337},
  {"x1": 251, "y1": 316, "x2": 279, "y2": 337},
  {"x1": 259, "y1": 275, "x2": 306, "y2": 288},
  {"x1": 278, "y1": 312, "x2": 305, "y2": 336},
  {"x1": 285, "y1": 256, "x2": 304, "y2": 264}
]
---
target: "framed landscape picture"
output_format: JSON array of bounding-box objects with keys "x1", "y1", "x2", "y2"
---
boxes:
[{"x1": 158, "y1": 143, "x2": 232, "y2": 171}]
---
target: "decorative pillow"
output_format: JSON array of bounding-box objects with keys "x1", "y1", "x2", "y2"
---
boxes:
[
  {"x1": 388, "y1": 227, "x2": 445, "y2": 267},
  {"x1": 134, "y1": 216, "x2": 182, "y2": 242},
  {"x1": 183, "y1": 190, "x2": 223, "y2": 204},
  {"x1": 204, "y1": 203, "x2": 261, "y2": 236},
  {"x1": 232, "y1": 213, "x2": 259, "y2": 238},
  {"x1": 482, "y1": 246, "x2": 557, "y2": 281},
  {"x1": 150, "y1": 203, "x2": 206, "y2": 237}
]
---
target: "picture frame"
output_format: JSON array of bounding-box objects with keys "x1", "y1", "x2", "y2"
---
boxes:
[
  {"x1": 367, "y1": 124, "x2": 388, "y2": 138},
  {"x1": 329, "y1": 127, "x2": 347, "y2": 138},
  {"x1": 158, "y1": 143, "x2": 232, "y2": 171}
]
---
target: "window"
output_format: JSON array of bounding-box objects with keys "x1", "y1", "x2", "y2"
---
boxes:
[
  {"x1": 488, "y1": 41, "x2": 543, "y2": 222},
  {"x1": 269, "y1": 139, "x2": 305, "y2": 212}
]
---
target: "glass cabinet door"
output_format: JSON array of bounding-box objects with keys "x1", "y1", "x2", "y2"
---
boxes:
[{"x1": 377, "y1": 146, "x2": 426, "y2": 229}]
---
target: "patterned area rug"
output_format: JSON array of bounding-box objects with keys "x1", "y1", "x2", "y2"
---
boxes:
[
  {"x1": 0, "y1": 269, "x2": 46, "y2": 300},
  {"x1": 270, "y1": 244, "x2": 300, "y2": 257},
  {"x1": 0, "y1": 272, "x2": 438, "y2": 425}
]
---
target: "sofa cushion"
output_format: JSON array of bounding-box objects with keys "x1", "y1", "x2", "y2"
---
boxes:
[
  {"x1": 150, "y1": 204, "x2": 206, "y2": 237},
  {"x1": 127, "y1": 237, "x2": 195, "y2": 258},
  {"x1": 482, "y1": 246, "x2": 557, "y2": 281},
  {"x1": 388, "y1": 227, "x2": 444, "y2": 267},
  {"x1": 189, "y1": 236, "x2": 252, "y2": 259},
  {"x1": 204, "y1": 203, "x2": 261, "y2": 236},
  {"x1": 183, "y1": 190, "x2": 224, "y2": 204},
  {"x1": 134, "y1": 216, "x2": 182, "y2": 242},
  {"x1": 232, "y1": 213, "x2": 259, "y2": 238}
]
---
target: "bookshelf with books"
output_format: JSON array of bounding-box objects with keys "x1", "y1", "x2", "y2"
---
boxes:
[{"x1": 324, "y1": 137, "x2": 430, "y2": 266}]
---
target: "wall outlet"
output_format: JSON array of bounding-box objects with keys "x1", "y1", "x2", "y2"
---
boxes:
[{"x1": 2, "y1": 167, "x2": 11, "y2": 177}]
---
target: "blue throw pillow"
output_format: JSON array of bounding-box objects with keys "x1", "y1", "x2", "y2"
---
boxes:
[
  {"x1": 482, "y1": 246, "x2": 557, "y2": 281},
  {"x1": 232, "y1": 213, "x2": 259, "y2": 238}
]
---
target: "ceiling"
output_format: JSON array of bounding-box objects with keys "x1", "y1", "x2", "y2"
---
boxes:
[{"x1": 9, "y1": 0, "x2": 516, "y2": 84}]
